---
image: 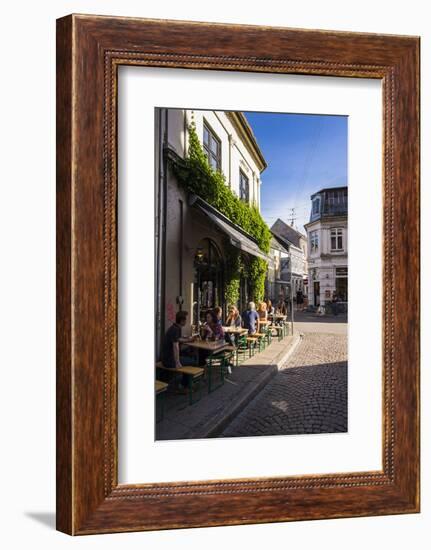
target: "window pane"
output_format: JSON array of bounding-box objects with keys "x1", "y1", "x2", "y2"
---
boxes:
[
  {"x1": 338, "y1": 235, "x2": 343, "y2": 249},
  {"x1": 331, "y1": 237, "x2": 336, "y2": 249},
  {"x1": 203, "y1": 126, "x2": 209, "y2": 145},
  {"x1": 210, "y1": 135, "x2": 219, "y2": 155}
]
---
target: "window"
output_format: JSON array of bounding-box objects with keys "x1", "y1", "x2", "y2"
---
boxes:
[
  {"x1": 310, "y1": 230, "x2": 319, "y2": 253},
  {"x1": 330, "y1": 228, "x2": 343, "y2": 250},
  {"x1": 312, "y1": 197, "x2": 320, "y2": 214},
  {"x1": 239, "y1": 170, "x2": 249, "y2": 203},
  {"x1": 203, "y1": 122, "x2": 221, "y2": 171}
]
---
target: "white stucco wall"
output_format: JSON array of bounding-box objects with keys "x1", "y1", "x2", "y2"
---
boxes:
[
  {"x1": 306, "y1": 218, "x2": 348, "y2": 306},
  {"x1": 166, "y1": 109, "x2": 263, "y2": 208}
]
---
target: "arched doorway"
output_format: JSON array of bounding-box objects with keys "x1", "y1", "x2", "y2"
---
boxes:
[{"x1": 192, "y1": 238, "x2": 223, "y2": 326}]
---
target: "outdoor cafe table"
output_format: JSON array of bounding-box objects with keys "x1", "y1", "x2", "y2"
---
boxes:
[
  {"x1": 183, "y1": 339, "x2": 230, "y2": 364},
  {"x1": 222, "y1": 327, "x2": 248, "y2": 335},
  {"x1": 185, "y1": 340, "x2": 229, "y2": 352},
  {"x1": 184, "y1": 339, "x2": 231, "y2": 393}
]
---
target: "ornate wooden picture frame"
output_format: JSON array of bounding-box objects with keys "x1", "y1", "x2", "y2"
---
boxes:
[{"x1": 56, "y1": 14, "x2": 420, "y2": 534}]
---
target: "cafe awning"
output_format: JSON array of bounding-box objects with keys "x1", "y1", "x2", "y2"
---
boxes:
[{"x1": 189, "y1": 194, "x2": 271, "y2": 263}]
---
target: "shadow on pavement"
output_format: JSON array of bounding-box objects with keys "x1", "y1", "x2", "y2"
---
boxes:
[{"x1": 220, "y1": 359, "x2": 348, "y2": 438}]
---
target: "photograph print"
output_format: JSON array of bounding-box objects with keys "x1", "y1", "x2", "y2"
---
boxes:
[{"x1": 155, "y1": 107, "x2": 348, "y2": 441}]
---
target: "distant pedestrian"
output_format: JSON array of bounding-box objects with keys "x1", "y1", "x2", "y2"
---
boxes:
[
  {"x1": 296, "y1": 289, "x2": 304, "y2": 311},
  {"x1": 331, "y1": 292, "x2": 339, "y2": 316}
]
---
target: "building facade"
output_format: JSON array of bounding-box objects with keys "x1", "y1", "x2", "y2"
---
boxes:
[
  {"x1": 155, "y1": 108, "x2": 268, "y2": 351},
  {"x1": 304, "y1": 187, "x2": 348, "y2": 310},
  {"x1": 266, "y1": 236, "x2": 290, "y2": 302},
  {"x1": 270, "y1": 219, "x2": 308, "y2": 300}
]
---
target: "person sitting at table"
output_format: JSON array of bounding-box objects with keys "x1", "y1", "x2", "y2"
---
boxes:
[
  {"x1": 226, "y1": 305, "x2": 242, "y2": 328},
  {"x1": 199, "y1": 310, "x2": 226, "y2": 369},
  {"x1": 202, "y1": 310, "x2": 224, "y2": 341},
  {"x1": 275, "y1": 299, "x2": 287, "y2": 315},
  {"x1": 257, "y1": 301, "x2": 268, "y2": 321},
  {"x1": 214, "y1": 306, "x2": 223, "y2": 322},
  {"x1": 242, "y1": 301, "x2": 260, "y2": 335},
  {"x1": 214, "y1": 306, "x2": 225, "y2": 337},
  {"x1": 274, "y1": 299, "x2": 287, "y2": 326},
  {"x1": 266, "y1": 299, "x2": 275, "y2": 316},
  {"x1": 225, "y1": 305, "x2": 242, "y2": 347},
  {"x1": 160, "y1": 311, "x2": 195, "y2": 387}
]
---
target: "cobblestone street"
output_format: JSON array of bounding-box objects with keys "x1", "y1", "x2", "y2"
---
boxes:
[{"x1": 221, "y1": 315, "x2": 347, "y2": 437}]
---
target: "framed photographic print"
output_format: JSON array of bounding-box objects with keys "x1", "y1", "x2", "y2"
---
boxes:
[{"x1": 56, "y1": 14, "x2": 420, "y2": 534}]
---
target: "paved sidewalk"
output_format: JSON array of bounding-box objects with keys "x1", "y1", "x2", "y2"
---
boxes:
[
  {"x1": 156, "y1": 333, "x2": 300, "y2": 441},
  {"x1": 293, "y1": 310, "x2": 348, "y2": 335},
  {"x1": 221, "y1": 332, "x2": 347, "y2": 437}
]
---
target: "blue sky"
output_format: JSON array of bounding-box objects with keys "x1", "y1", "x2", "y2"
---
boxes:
[{"x1": 245, "y1": 112, "x2": 348, "y2": 234}]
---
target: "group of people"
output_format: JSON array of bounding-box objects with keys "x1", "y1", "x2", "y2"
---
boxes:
[{"x1": 161, "y1": 299, "x2": 290, "y2": 376}]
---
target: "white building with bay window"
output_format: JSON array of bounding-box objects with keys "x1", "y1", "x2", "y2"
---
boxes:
[{"x1": 304, "y1": 187, "x2": 348, "y2": 310}]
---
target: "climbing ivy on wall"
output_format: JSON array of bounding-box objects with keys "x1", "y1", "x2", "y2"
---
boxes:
[
  {"x1": 246, "y1": 256, "x2": 267, "y2": 304},
  {"x1": 169, "y1": 122, "x2": 271, "y2": 308}
]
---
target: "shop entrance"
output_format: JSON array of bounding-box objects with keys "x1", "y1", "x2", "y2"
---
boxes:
[
  {"x1": 193, "y1": 238, "x2": 223, "y2": 326},
  {"x1": 313, "y1": 281, "x2": 320, "y2": 306}
]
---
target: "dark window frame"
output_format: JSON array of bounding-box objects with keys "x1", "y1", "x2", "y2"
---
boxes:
[
  {"x1": 239, "y1": 169, "x2": 250, "y2": 203},
  {"x1": 203, "y1": 120, "x2": 221, "y2": 171},
  {"x1": 330, "y1": 227, "x2": 344, "y2": 251}
]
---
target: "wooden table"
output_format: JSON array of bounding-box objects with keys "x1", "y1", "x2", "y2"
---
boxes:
[
  {"x1": 186, "y1": 340, "x2": 229, "y2": 352},
  {"x1": 185, "y1": 340, "x2": 231, "y2": 393},
  {"x1": 222, "y1": 327, "x2": 248, "y2": 336}
]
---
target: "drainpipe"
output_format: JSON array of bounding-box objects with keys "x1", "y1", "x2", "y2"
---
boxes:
[
  {"x1": 155, "y1": 108, "x2": 168, "y2": 356},
  {"x1": 178, "y1": 199, "x2": 184, "y2": 308}
]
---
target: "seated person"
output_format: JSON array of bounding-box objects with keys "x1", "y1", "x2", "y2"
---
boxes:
[
  {"x1": 276, "y1": 299, "x2": 287, "y2": 315},
  {"x1": 202, "y1": 310, "x2": 224, "y2": 341},
  {"x1": 257, "y1": 301, "x2": 268, "y2": 321},
  {"x1": 226, "y1": 305, "x2": 242, "y2": 328},
  {"x1": 160, "y1": 311, "x2": 195, "y2": 387},
  {"x1": 225, "y1": 305, "x2": 242, "y2": 346},
  {"x1": 266, "y1": 299, "x2": 275, "y2": 316},
  {"x1": 242, "y1": 301, "x2": 259, "y2": 335}
]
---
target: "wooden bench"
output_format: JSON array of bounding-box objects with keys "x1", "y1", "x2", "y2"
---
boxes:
[
  {"x1": 156, "y1": 362, "x2": 204, "y2": 405},
  {"x1": 155, "y1": 379, "x2": 168, "y2": 422},
  {"x1": 271, "y1": 325, "x2": 284, "y2": 341},
  {"x1": 155, "y1": 379, "x2": 168, "y2": 394},
  {"x1": 248, "y1": 332, "x2": 266, "y2": 352}
]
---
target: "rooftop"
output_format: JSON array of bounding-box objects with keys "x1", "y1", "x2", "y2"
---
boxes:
[
  {"x1": 308, "y1": 186, "x2": 348, "y2": 223},
  {"x1": 271, "y1": 218, "x2": 306, "y2": 249}
]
